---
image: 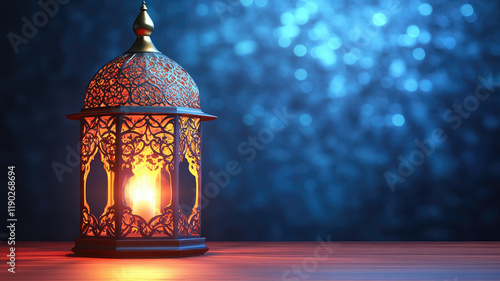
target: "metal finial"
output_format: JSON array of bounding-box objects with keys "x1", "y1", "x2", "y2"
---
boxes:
[{"x1": 127, "y1": 2, "x2": 159, "y2": 53}]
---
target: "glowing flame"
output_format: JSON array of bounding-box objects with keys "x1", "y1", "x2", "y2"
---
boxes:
[
  {"x1": 132, "y1": 174, "x2": 155, "y2": 200},
  {"x1": 127, "y1": 172, "x2": 159, "y2": 220}
]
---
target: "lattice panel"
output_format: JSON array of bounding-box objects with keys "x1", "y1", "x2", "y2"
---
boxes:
[
  {"x1": 120, "y1": 115, "x2": 175, "y2": 238},
  {"x1": 80, "y1": 116, "x2": 117, "y2": 237},
  {"x1": 178, "y1": 117, "x2": 202, "y2": 237}
]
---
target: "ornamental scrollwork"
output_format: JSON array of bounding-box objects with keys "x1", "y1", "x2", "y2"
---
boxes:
[
  {"x1": 80, "y1": 116, "x2": 117, "y2": 237},
  {"x1": 120, "y1": 115, "x2": 176, "y2": 238},
  {"x1": 84, "y1": 53, "x2": 201, "y2": 109},
  {"x1": 178, "y1": 117, "x2": 201, "y2": 237},
  {"x1": 121, "y1": 115, "x2": 175, "y2": 173},
  {"x1": 121, "y1": 207, "x2": 174, "y2": 238},
  {"x1": 179, "y1": 208, "x2": 201, "y2": 237}
]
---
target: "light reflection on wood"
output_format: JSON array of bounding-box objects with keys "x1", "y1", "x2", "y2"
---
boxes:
[{"x1": 6, "y1": 241, "x2": 500, "y2": 280}]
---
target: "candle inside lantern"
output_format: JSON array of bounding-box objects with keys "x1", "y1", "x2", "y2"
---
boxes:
[{"x1": 130, "y1": 173, "x2": 156, "y2": 220}]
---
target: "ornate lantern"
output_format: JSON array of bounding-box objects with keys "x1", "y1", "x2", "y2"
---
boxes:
[{"x1": 67, "y1": 2, "x2": 216, "y2": 257}]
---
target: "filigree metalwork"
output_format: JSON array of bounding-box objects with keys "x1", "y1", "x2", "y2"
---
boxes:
[
  {"x1": 80, "y1": 115, "x2": 203, "y2": 238},
  {"x1": 178, "y1": 117, "x2": 201, "y2": 237},
  {"x1": 97, "y1": 207, "x2": 116, "y2": 237},
  {"x1": 121, "y1": 115, "x2": 175, "y2": 172},
  {"x1": 81, "y1": 206, "x2": 116, "y2": 237},
  {"x1": 121, "y1": 208, "x2": 174, "y2": 237},
  {"x1": 84, "y1": 53, "x2": 201, "y2": 109},
  {"x1": 80, "y1": 116, "x2": 117, "y2": 237},
  {"x1": 179, "y1": 117, "x2": 201, "y2": 167},
  {"x1": 81, "y1": 205, "x2": 99, "y2": 236},
  {"x1": 120, "y1": 115, "x2": 175, "y2": 237},
  {"x1": 179, "y1": 208, "x2": 201, "y2": 237}
]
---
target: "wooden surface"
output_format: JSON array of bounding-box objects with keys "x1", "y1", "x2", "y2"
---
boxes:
[{"x1": 2, "y1": 241, "x2": 500, "y2": 280}]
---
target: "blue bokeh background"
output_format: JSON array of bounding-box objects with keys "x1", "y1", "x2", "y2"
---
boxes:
[{"x1": 1, "y1": 0, "x2": 499, "y2": 241}]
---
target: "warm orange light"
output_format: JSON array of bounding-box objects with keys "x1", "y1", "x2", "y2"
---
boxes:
[
  {"x1": 121, "y1": 115, "x2": 174, "y2": 227},
  {"x1": 127, "y1": 172, "x2": 159, "y2": 220}
]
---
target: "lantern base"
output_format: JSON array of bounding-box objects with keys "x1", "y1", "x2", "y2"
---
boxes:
[{"x1": 72, "y1": 237, "x2": 208, "y2": 258}]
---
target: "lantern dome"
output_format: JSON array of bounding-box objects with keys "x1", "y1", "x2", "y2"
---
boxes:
[
  {"x1": 83, "y1": 2, "x2": 200, "y2": 109},
  {"x1": 83, "y1": 52, "x2": 201, "y2": 109}
]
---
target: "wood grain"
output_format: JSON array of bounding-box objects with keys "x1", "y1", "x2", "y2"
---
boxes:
[{"x1": 2, "y1": 242, "x2": 500, "y2": 280}]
